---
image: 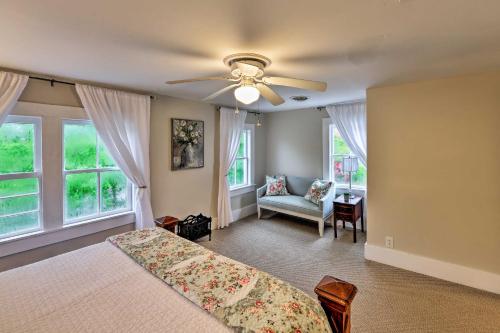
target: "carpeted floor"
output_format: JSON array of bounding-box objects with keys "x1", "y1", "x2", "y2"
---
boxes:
[{"x1": 203, "y1": 214, "x2": 500, "y2": 333}]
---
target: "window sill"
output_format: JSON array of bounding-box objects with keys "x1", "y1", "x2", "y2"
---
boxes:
[
  {"x1": 230, "y1": 184, "x2": 256, "y2": 197},
  {"x1": 0, "y1": 211, "x2": 135, "y2": 258},
  {"x1": 336, "y1": 184, "x2": 367, "y2": 191}
]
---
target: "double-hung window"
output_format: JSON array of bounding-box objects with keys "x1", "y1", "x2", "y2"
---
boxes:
[
  {"x1": 324, "y1": 121, "x2": 367, "y2": 188},
  {"x1": 228, "y1": 125, "x2": 254, "y2": 191},
  {"x1": 63, "y1": 120, "x2": 132, "y2": 223},
  {"x1": 0, "y1": 102, "x2": 134, "y2": 257},
  {"x1": 0, "y1": 116, "x2": 42, "y2": 238}
]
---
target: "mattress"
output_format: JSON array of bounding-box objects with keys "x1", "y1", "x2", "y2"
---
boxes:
[{"x1": 0, "y1": 241, "x2": 232, "y2": 333}]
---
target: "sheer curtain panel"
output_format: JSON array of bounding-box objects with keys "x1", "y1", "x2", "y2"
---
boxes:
[
  {"x1": 0, "y1": 71, "x2": 28, "y2": 125},
  {"x1": 75, "y1": 84, "x2": 154, "y2": 229},
  {"x1": 217, "y1": 107, "x2": 247, "y2": 228},
  {"x1": 326, "y1": 102, "x2": 367, "y2": 167}
]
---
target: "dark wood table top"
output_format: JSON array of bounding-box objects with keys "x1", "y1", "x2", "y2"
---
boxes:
[
  {"x1": 334, "y1": 195, "x2": 362, "y2": 205},
  {"x1": 155, "y1": 216, "x2": 178, "y2": 228}
]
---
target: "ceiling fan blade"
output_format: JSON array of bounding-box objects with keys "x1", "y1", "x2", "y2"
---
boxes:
[
  {"x1": 256, "y1": 83, "x2": 285, "y2": 106},
  {"x1": 262, "y1": 76, "x2": 327, "y2": 92},
  {"x1": 203, "y1": 83, "x2": 241, "y2": 101},
  {"x1": 166, "y1": 76, "x2": 233, "y2": 84}
]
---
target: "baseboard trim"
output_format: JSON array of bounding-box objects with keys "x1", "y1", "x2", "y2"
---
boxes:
[
  {"x1": 231, "y1": 203, "x2": 257, "y2": 223},
  {"x1": 364, "y1": 243, "x2": 500, "y2": 294}
]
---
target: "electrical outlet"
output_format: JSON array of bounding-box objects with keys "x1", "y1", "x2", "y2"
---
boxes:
[{"x1": 385, "y1": 236, "x2": 394, "y2": 249}]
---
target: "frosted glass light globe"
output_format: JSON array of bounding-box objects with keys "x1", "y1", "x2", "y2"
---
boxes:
[{"x1": 234, "y1": 85, "x2": 260, "y2": 105}]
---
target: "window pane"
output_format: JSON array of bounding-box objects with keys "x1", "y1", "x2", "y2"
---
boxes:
[
  {"x1": 235, "y1": 159, "x2": 245, "y2": 186},
  {"x1": 237, "y1": 132, "x2": 246, "y2": 158},
  {"x1": 333, "y1": 156, "x2": 350, "y2": 185},
  {"x1": 352, "y1": 164, "x2": 367, "y2": 187},
  {"x1": 65, "y1": 173, "x2": 97, "y2": 220},
  {"x1": 227, "y1": 165, "x2": 236, "y2": 187},
  {"x1": 0, "y1": 194, "x2": 38, "y2": 215},
  {"x1": 101, "y1": 171, "x2": 128, "y2": 212},
  {"x1": 0, "y1": 178, "x2": 38, "y2": 197},
  {"x1": 64, "y1": 123, "x2": 96, "y2": 170},
  {"x1": 0, "y1": 122, "x2": 34, "y2": 174},
  {"x1": 0, "y1": 211, "x2": 39, "y2": 236},
  {"x1": 98, "y1": 140, "x2": 116, "y2": 168},
  {"x1": 333, "y1": 129, "x2": 351, "y2": 155}
]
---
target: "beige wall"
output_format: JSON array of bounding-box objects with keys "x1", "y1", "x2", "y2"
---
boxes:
[
  {"x1": 150, "y1": 98, "x2": 267, "y2": 219},
  {"x1": 367, "y1": 71, "x2": 500, "y2": 274},
  {"x1": 150, "y1": 96, "x2": 219, "y2": 219},
  {"x1": 265, "y1": 108, "x2": 328, "y2": 178}
]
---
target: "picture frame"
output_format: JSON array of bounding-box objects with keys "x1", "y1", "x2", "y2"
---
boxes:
[{"x1": 171, "y1": 118, "x2": 204, "y2": 170}]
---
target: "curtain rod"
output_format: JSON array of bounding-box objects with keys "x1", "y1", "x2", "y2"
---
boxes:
[
  {"x1": 215, "y1": 106, "x2": 262, "y2": 115},
  {"x1": 29, "y1": 76, "x2": 156, "y2": 100},
  {"x1": 317, "y1": 98, "x2": 366, "y2": 110}
]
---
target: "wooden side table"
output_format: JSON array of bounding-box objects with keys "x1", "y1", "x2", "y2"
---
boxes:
[
  {"x1": 314, "y1": 275, "x2": 357, "y2": 333},
  {"x1": 154, "y1": 216, "x2": 178, "y2": 234},
  {"x1": 333, "y1": 196, "x2": 364, "y2": 243}
]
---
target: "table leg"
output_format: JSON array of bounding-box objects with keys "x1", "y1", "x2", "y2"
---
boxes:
[
  {"x1": 343, "y1": 221, "x2": 345, "y2": 229},
  {"x1": 333, "y1": 214, "x2": 337, "y2": 239},
  {"x1": 353, "y1": 219, "x2": 357, "y2": 243}
]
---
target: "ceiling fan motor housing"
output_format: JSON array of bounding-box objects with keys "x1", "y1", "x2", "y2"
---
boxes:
[{"x1": 223, "y1": 53, "x2": 271, "y2": 78}]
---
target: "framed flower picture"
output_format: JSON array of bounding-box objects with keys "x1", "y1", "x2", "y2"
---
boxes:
[{"x1": 171, "y1": 118, "x2": 204, "y2": 170}]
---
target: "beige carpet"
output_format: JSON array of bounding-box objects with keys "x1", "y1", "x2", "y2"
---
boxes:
[{"x1": 203, "y1": 214, "x2": 500, "y2": 333}]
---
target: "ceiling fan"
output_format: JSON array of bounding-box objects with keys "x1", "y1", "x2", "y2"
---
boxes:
[{"x1": 166, "y1": 53, "x2": 327, "y2": 106}]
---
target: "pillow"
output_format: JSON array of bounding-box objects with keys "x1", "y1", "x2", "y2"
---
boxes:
[
  {"x1": 304, "y1": 179, "x2": 332, "y2": 205},
  {"x1": 265, "y1": 175, "x2": 289, "y2": 196}
]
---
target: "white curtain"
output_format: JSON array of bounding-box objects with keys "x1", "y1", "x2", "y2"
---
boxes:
[
  {"x1": 217, "y1": 107, "x2": 247, "y2": 228},
  {"x1": 0, "y1": 71, "x2": 29, "y2": 125},
  {"x1": 75, "y1": 84, "x2": 154, "y2": 229},
  {"x1": 326, "y1": 102, "x2": 367, "y2": 167}
]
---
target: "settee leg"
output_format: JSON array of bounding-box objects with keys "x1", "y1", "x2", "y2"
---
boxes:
[
  {"x1": 257, "y1": 206, "x2": 261, "y2": 219},
  {"x1": 318, "y1": 220, "x2": 324, "y2": 237}
]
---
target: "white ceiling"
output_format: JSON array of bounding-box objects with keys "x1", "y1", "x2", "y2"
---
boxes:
[{"x1": 1, "y1": 0, "x2": 500, "y2": 111}]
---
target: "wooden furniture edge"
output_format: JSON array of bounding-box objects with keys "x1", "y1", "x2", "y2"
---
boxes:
[{"x1": 314, "y1": 275, "x2": 358, "y2": 333}]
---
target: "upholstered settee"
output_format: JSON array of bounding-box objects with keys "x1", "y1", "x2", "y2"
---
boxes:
[{"x1": 256, "y1": 176, "x2": 336, "y2": 236}]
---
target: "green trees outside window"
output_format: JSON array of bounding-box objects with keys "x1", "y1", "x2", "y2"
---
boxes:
[
  {"x1": 228, "y1": 129, "x2": 250, "y2": 188},
  {"x1": 0, "y1": 120, "x2": 40, "y2": 237},
  {"x1": 331, "y1": 126, "x2": 367, "y2": 187},
  {"x1": 63, "y1": 122, "x2": 130, "y2": 222}
]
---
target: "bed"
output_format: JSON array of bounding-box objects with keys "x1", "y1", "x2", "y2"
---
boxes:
[{"x1": 0, "y1": 228, "x2": 349, "y2": 333}]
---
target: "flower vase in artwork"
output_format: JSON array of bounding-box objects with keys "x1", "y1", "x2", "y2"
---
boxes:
[{"x1": 183, "y1": 143, "x2": 196, "y2": 168}]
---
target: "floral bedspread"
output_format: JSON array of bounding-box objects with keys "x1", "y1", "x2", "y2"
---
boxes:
[{"x1": 108, "y1": 228, "x2": 331, "y2": 333}]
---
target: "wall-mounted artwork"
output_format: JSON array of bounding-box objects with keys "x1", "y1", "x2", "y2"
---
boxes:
[{"x1": 171, "y1": 118, "x2": 204, "y2": 170}]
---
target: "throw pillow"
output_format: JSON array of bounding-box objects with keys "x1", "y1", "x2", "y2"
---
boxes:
[
  {"x1": 304, "y1": 179, "x2": 332, "y2": 205},
  {"x1": 265, "y1": 175, "x2": 289, "y2": 196}
]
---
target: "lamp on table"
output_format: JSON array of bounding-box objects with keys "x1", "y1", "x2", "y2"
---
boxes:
[{"x1": 343, "y1": 156, "x2": 359, "y2": 199}]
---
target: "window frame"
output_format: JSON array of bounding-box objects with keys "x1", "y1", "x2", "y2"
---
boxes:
[
  {"x1": 229, "y1": 124, "x2": 255, "y2": 197},
  {"x1": 322, "y1": 118, "x2": 366, "y2": 190},
  {"x1": 0, "y1": 115, "x2": 43, "y2": 239},
  {"x1": 62, "y1": 119, "x2": 133, "y2": 224}
]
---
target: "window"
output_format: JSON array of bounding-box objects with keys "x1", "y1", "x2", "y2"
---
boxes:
[
  {"x1": 63, "y1": 121, "x2": 132, "y2": 223},
  {"x1": 326, "y1": 123, "x2": 366, "y2": 188},
  {"x1": 0, "y1": 116, "x2": 42, "y2": 238},
  {"x1": 228, "y1": 126, "x2": 254, "y2": 190}
]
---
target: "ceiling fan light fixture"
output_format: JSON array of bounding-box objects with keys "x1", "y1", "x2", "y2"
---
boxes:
[{"x1": 234, "y1": 85, "x2": 260, "y2": 105}]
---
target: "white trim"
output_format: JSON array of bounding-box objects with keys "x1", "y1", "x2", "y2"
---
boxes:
[
  {"x1": 230, "y1": 184, "x2": 256, "y2": 197},
  {"x1": 0, "y1": 212, "x2": 134, "y2": 257},
  {"x1": 231, "y1": 203, "x2": 257, "y2": 222},
  {"x1": 364, "y1": 243, "x2": 500, "y2": 294}
]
